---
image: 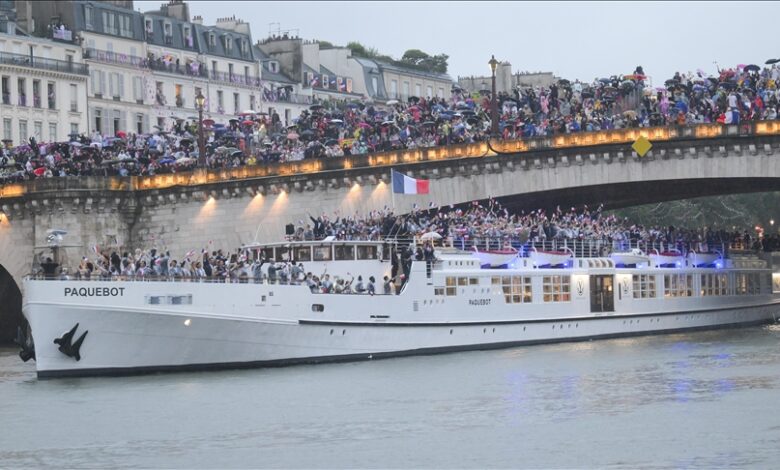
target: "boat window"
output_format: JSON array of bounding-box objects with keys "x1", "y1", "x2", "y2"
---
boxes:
[
  {"x1": 491, "y1": 277, "x2": 501, "y2": 285},
  {"x1": 334, "y1": 245, "x2": 355, "y2": 260},
  {"x1": 542, "y1": 275, "x2": 570, "y2": 302},
  {"x1": 311, "y1": 304, "x2": 324, "y2": 312},
  {"x1": 457, "y1": 277, "x2": 468, "y2": 286},
  {"x1": 260, "y1": 247, "x2": 274, "y2": 260},
  {"x1": 501, "y1": 276, "x2": 532, "y2": 303},
  {"x1": 275, "y1": 246, "x2": 290, "y2": 262},
  {"x1": 445, "y1": 276, "x2": 457, "y2": 296},
  {"x1": 469, "y1": 278, "x2": 479, "y2": 285},
  {"x1": 356, "y1": 245, "x2": 378, "y2": 260},
  {"x1": 293, "y1": 246, "x2": 312, "y2": 262},
  {"x1": 664, "y1": 274, "x2": 693, "y2": 297},
  {"x1": 168, "y1": 294, "x2": 192, "y2": 305},
  {"x1": 313, "y1": 246, "x2": 332, "y2": 261},
  {"x1": 146, "y1": 295, "x2": 165, "y2": 305},
  {"x1": 632, "y1": 274, "x2": 656, "y2": 299},
  {"x1": 434, "y1": 287, "x2": 444, "y2": 296}
]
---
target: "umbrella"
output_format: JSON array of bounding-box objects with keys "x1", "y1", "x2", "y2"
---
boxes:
[
  {"x1": 203, "y1": 118, "x2": 215, "y2": 127},
  {"x1": 69, "y1": 141, "x2": 83, "y2": 147},
  {"x1": 33, "y1": 167, "x2": 46, "y2": 176},
  {"x1": 159, "y1": 157, "x2": 176, "y2": 164},
  {"x1": 765, "y1": 58, "x2": 780, "y2": 65},
  {"x1": 466, "y1": 117, "x2": 480, "y2": 125},
  {"x1": 386, "y1": 99, "x2": 399, "y2": 105},
  {"x1": 420, "y1": 231, "x2": 442, "y2": 240},
  {"x1": 329, "y1": 119, "x2": 343, "y2": 124},
  {"x1": 287, "y1": 124, "x2": 298, "y2": 129},
  {"x1": 381, "y1": 120, "x2": 395, "y2": 126},
  {"x1": 744, "y1": 64, "x2": 760, "y2": 73},
  {"x1": 238, "y1": 110, "x2": 255, "y2": 116},
  {"x1": 300, "y1": 129, "x2": 315, "y2": 137},
  {"x1": 242, "y1": 120, "x2": 254, "y2": 126},
  {"x1": 180, "y1": 137, "x2": 193, "y2": 145},
  {"x1": 310, "y1": 104, "x2": 324, "y2": 111},
  {"x1": 558, "y1": 79, "x2": 570, "y2": 86},
  {"x1": 229, "y1": 118, "x2": 240, "y2": 123},
  {"x1": 408, "y1": 96, "x2": 420, "y2": 103},
  {"x1": 230, "y1": 150, "x2": 243, "y2": 157},
  {"x1": 175, "y1": 157, "x2": 195, "y2": 165},
  {"x1": 324, "y1": 139, "x2": 338, "y2": 146},
  {"x1": 358, "y1": 122, "x2": 372, "y2": 129},
  {"x1": 287, "y1": 132, "x2": 299, "y2": 140},
  {"x1": 422, "y1": 121, "x2": 436, "y2": 127},
  {"x1": 188, "y1": 116, "x2": 199, "y2": 120}
]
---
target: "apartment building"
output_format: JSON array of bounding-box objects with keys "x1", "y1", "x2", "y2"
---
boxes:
[{"x1": 0, "y1": 1, "x2": 88, "y2": 145}]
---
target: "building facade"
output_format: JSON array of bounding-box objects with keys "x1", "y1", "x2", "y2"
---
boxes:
[
  {"x1": 457, "y1": 61, "x2": 556, "y2": 94},
  {"x1": 0, "y1": 2, "x2": 88, "y2": 146}
]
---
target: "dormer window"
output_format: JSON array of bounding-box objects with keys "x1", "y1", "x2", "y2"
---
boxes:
[
  {"x1": 269, "y1": 61, "x2": 278, "y2": 73},
  {"x1": 182, "y1": 25, "x2": 192, "y2": 48},
  {"x1": 208, "y1": 32, "x2": 216, "y2": 48},
  {"x1": 144, "y1": 18, "x2": 153, "y2": 34},
  {"x1": 224, "y1": 36, "x2": 233, "y2": 52},
  {"x1": 239, "y1": 38, "x2": 248, "y2": 55},
  {"x1": 164, "y1": 21, "x2": 172, "y2": 38}
]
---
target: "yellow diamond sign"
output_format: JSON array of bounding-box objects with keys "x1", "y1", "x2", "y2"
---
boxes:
[{"x1": 632, "y1": 135, "x2": 652, "y2": 157}]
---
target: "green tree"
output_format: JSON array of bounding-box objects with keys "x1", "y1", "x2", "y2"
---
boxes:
[{"x1": 401, "y1": 49, "x2": 430, "y2": 65}]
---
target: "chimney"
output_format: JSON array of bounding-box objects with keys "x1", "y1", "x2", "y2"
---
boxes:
[
  {"x1": 164, "y1": 0, "x2": 190, "y2": 22},
  {"x1": 191, "y1": 15, "x2": 203, "y2": 25}
]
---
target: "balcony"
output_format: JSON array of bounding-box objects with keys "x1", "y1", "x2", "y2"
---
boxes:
[
  {"x1": 2, "y1": 93, "x2": 9, "y2": 105},
  {"x1": 84, "y1": 47, "x2": 146, "y2": 68},
  {"x1": 0, "y1": 51, "x2": 88, "y2": 75},
  {"x1": 51, "y1": 28, "x2": 74, "y2": 43},
  {"x1": 209, "y1": 70, "x2": 261, "y2": 88}
]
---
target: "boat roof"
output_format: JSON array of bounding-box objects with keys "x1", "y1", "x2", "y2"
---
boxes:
[{"x1": 243, "y1": 239, "x2": 390, "y2": 249}]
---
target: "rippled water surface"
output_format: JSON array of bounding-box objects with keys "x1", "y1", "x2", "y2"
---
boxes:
[{"x1": 1, "y1": 325, "x2": 780, "y2": 468}]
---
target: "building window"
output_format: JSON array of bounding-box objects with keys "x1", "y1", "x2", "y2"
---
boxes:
[
  {"x1": 208, "y1": 33, "x2": 216, "y2": 48},
  {"x1": 183, "y1": 25, "x2": 192, "y2": 48},
  {"x1": 415, "y1": 83, "x2": 422, "y2": 97},
  {"x1": 155, "y1": 81, "x2": 165, "y2": 105},
  {"x1": 244, "y1": 65, "x2": 250, "y2": 82},
  {"x1": 93, "y1": 109, "x2": 102, "y2": 134},
  {"x1": 632, "y1": 275, "x2": 656, "y2": 299},
  {"x1": 112, "y1": 110, "x2": 121, "y2": 135},
  {"x1": 133, "y1": 77, "x2": 143, "y2": 103},
  {"x1": 438, "y1": 87, "x2": 444, "y2": 98},
  {"x1": 228, "y1": 63, "x2": 234, "y2": 80},
  {"x1": 1, "y1": 76, "x2": 9, "y2": 105},
  {"x1": 119, "y1": 14, "x2": 132, "y2": 38},
  {"x1": 17, "y1": 78, "x2": 26, "y2": 106},
  {"x1": 175, "y1": 84, "x2": 183, "y2": 107},
  {"x1": 543, "y1": 275, "x2": 571, "y2": 302},
  {"x1": 84, "y1": 5, "x2": 94, "y2": 30},
  {"x1": 135, "y1": 113, "x2": 144, "y2": 134},
  {"x1": 390, "y1": 79, "x2": 398, "y2": 98},
  {"x1": 47, "y1": 82, "x2": 56, "y2": 109},
  {"x1": 426, "y1": 85, "x2": 433, "y2": 98},
  {"x1": 270, "y1": 61, "x2": 278, "y2": 73},
  {"x1": 402, "y1": 81, "x2": 409, "y2": 98},
  {"x1": 216, "y1": 90, "x2": 224, "y2": 113},
  {"x1": 249, "y1": 94, "x2": 255, "y2": 111},
  {"x1": 371, "y1": 76, "x2": 378, "y2": 95},
  {"x1": 3, "y1": 118, "x2": 11, "y2": 141},
  {"x1": 211, "y1": 60, "x2": 217, "y2": 74},
  {"x1": 102, "y1": 11, "x2": 117, "y2": 35},
  {"x1": 32, "y1": 80, "x2": 41, "y2": 108},
  {"x1": 70, "y1": 123, "x2": 78, "y2": 135},
  {"x1": 19, "y1": 120, "x2": 27, "y2": 141},
  {"x1": 144, "y1": 18, "x2": 153, "y2": 36},
  {"x1": 48, "y1": 122, "x2": 57, "y2": 142},
  {"x1": 69, "y1": 84, "x2": 78, "y2": 112},
  {"x1": 224, "y1": 36, "x2": 233, "y2": 52},
  {"x1": 233, "y1": 92, "x2": 239, "y2": 114}
]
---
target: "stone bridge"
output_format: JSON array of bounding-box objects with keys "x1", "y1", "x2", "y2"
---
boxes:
[{"x1": 2, "y1": 121, "x2": 780, "y2": 341}]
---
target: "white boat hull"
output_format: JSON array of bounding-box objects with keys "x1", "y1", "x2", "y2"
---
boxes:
[
  {"x1": 24, "y1": 292, "x2": 780, "y2": 378},
  {"x1": 473, "y1": 249, "x2": 518, "y2": 267}
]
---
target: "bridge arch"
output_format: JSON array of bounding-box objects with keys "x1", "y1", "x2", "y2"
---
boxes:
[{"x1": 0, "y1": 263, "x2": 23, "y2": 344}]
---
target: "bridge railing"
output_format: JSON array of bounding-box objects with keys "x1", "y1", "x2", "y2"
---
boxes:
[{"x1": 4, "y1": 121, "x2": 780, "y2": 198}]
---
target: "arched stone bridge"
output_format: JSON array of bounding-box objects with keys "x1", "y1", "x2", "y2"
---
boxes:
[{"x1": 2, "y1": 121, "x2": 780, "y2": 341}]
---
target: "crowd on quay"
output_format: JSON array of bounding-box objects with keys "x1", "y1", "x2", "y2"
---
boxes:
[{"x1": 3, "y1": 62, "x2": 780, "y2": 184}]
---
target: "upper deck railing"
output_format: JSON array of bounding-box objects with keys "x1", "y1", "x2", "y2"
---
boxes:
[
  {"x1": 0, "y1": 51, "x2": 88, "y2": 76},
  {"x1": 3, "y1": 121, "x2": 780, "y2": 199}
]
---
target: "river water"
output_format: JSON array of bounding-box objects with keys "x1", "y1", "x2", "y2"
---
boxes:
[{"x1": 1, "y1": 325, "x2": 780, "y2": 468}]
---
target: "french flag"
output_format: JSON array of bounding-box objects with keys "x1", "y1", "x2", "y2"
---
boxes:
[{"x1": 392, "y1": 169, "x2": 429, "y2": 194}]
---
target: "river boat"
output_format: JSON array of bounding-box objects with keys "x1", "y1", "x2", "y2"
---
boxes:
[
  {"x1": 649, "y1": 249, "x2": 685, "y2": 267},
  {"x1": 19, "y1": 239, "x2": 780, "y2": 378},
  {"x1": 529, "y1": 247, "x2": 573, "y2": 267}
]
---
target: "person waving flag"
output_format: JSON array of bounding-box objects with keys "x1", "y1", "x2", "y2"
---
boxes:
[{"x1": 391, "y1": 169, "x2": 429, "y2": 194}]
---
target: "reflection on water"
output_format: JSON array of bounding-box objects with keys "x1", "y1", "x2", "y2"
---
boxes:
[{"x1": 0, "y1": 324, "x2": 779, "y2": 468}]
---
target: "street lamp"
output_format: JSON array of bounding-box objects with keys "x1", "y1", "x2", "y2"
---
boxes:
[
  {"x1": 489, "y1": 55, "x2": 499, "y2": 138},
  {"x1": 195, "y1": 91, "x2": 206, "y2": 168}
]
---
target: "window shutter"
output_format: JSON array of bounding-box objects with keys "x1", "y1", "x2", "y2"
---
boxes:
[
  {"x1": 99, "y1": 72, "x2": 106, "y2": 95},
  {"x1": 118, "y1": 74, "x2": 124, "y2": 97},
  {"x1": 133, "y1": 77, "x2": 142, "y2": 100},
  {"x1": 108, "y1": 73, "x2": 115, "y2": 97}
]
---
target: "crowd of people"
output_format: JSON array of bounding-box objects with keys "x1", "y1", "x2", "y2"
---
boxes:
[
  {"x1": 35, "y1": 203, "x2": 768, "y2": 297},
  {"x1": 3, "y1": 62, "x2": 780, "y2": 184},
  {"x1": 291, "y1": 202, "x2": 760, "y2": 255}
]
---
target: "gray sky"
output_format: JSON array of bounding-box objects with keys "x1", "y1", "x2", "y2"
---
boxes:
[{"x1": 135, "y1": 1, "x2": 780, "y2": 84}]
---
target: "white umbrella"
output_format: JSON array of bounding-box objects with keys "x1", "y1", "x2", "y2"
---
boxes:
[
  {"x1": 420, "y1": 231, "x2": 442, "y2": 240},
  {"x1": 386, "y1": 99, "x2": 399, "y2": 105}
]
